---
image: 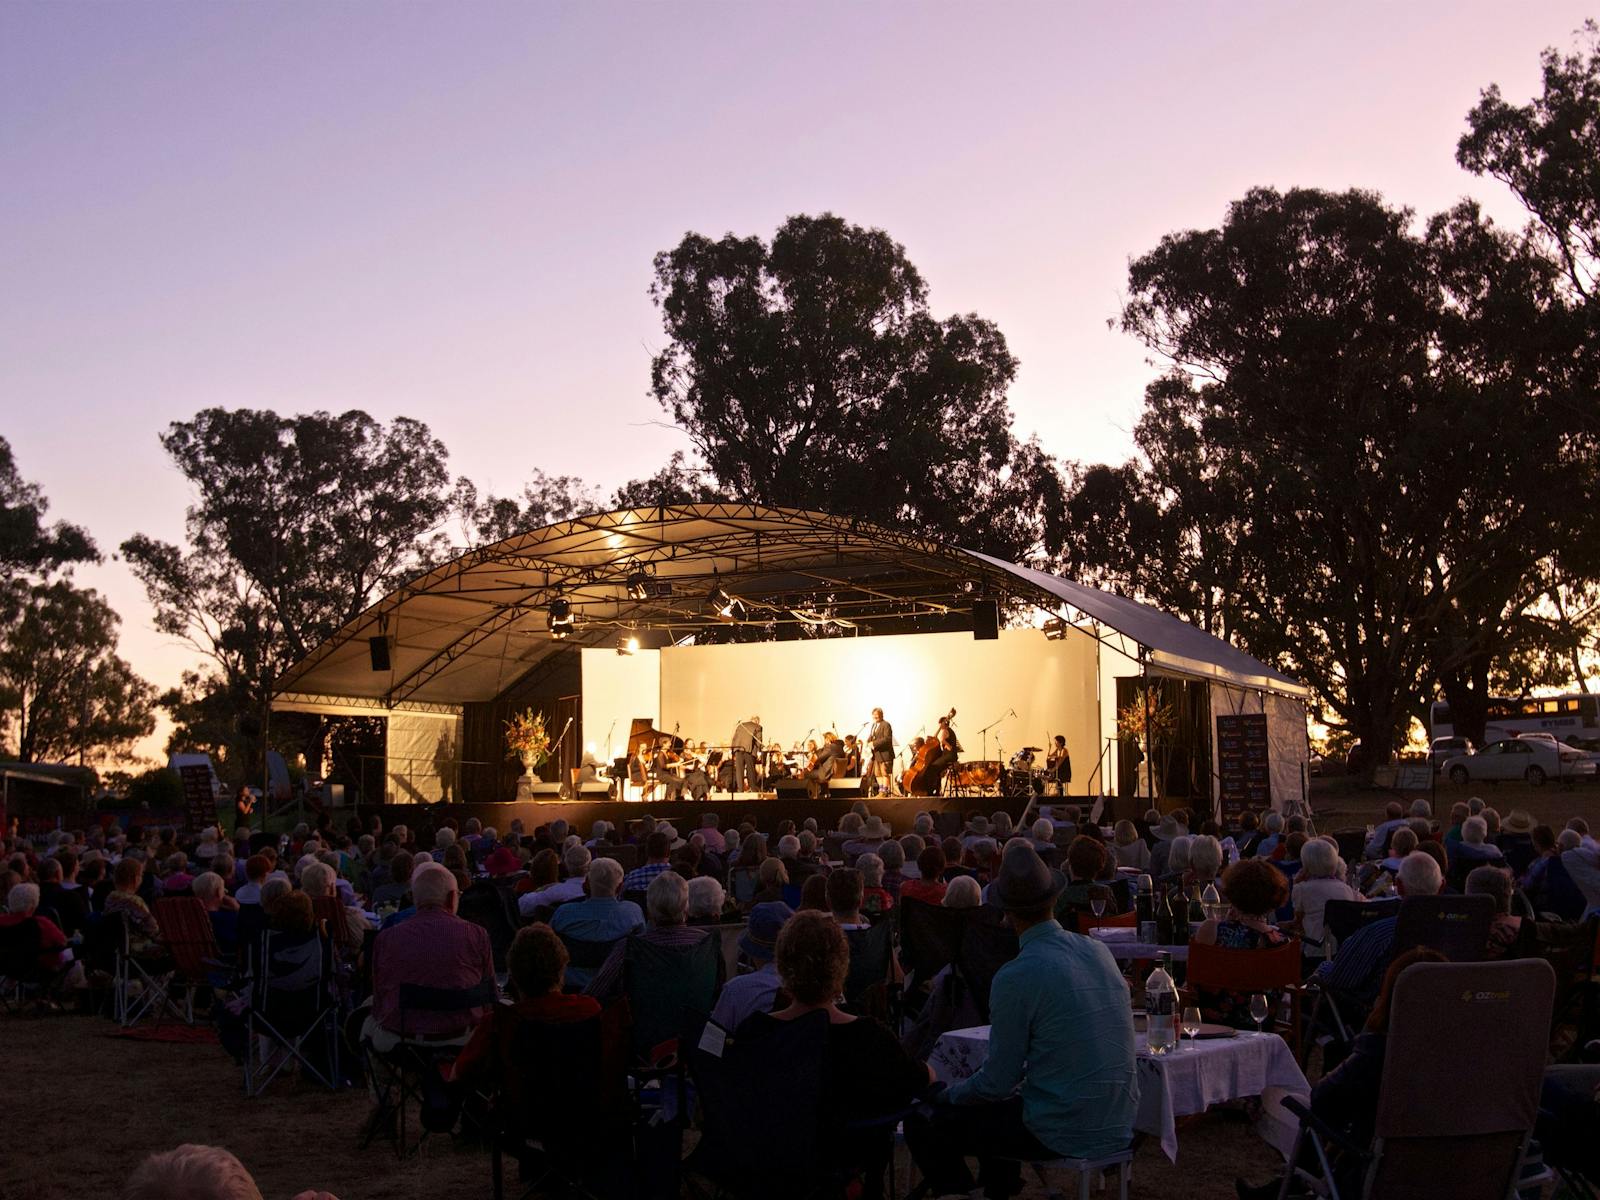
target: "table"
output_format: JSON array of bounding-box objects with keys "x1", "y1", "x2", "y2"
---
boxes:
[
  {"x1": 1089, "y1": 927, "x2": 1189, "y2": 962},
  {"x1": 928, "y1": 1025, "x2": 1310, "y2": 1161}
]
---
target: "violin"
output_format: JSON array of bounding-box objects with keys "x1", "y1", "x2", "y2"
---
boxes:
[{"x1": 901, "y1": 707, "x2": 956, "y2": 796}]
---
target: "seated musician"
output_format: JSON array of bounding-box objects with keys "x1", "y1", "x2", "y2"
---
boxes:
[
  {"x1": 928, "y1": 717, "x2": 961, "y2": 792},
  {"x1": 680, "y1": 740, "x2": 712, "y2": 802},
  {"x1": 652, "y1": 737, "x2": 684, "y2": 803},
  {"x1": 807, "y1": 732, "x2": 846, "y2": 799},
  {"x1": 841, "y1": 735, "x2": 863, "y2": 779}
]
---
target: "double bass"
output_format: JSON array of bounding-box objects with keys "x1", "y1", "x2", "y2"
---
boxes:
[{"x1": 901, "y1": 708, "x2": 956, "y2": 796}]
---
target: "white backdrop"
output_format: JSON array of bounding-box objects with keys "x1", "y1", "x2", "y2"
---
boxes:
[
  {"x1": 647, "y1": 627, "x2": 1099, "y2": 792},
  {"x1": 580, "y1": 647, "x2": 661, "y2": 762}
]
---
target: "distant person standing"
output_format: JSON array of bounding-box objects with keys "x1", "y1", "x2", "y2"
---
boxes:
[
  {"x1": 1046, "y1": 735, "x2": 1072, "y2": 793},
  {"x1": 868, "y1": 708, "x2": 897, "y2": 796},
  {"x1": 233, "y1": 783, "x2": 255, "y2": 834},
  {"x1": 731, "y1": 715, "x2": 763, "y2": 792}
]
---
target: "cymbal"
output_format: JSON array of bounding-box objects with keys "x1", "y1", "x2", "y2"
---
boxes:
[{"x1": 1019, "y1": 745, "x2": 1043, "y2": 752}]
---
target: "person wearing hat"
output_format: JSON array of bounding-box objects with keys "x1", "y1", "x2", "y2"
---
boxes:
[
  {"x1": 709, "y1": 901, "x2": 794, "y2": 1034},
  {"x1": 905, "y1": 841, "x2": 1137, "y2": 1199},
  {"x1": 1496, "y1": 810, "x2": 1538, "y2": 876},
  {"x1": 843, "y1": 815, "x2": 889, "y2": 861}
]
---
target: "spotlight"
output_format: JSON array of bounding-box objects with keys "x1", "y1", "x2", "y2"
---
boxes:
[
  {"x1": 1042, "y1": 617, "x2": 1068, "y2": 641},
  {"x1": 547, "y1": 596, "x2": 573, "y2": 639},
  {"x1": 616, "y1": 634, "x2": 640, "y2": 656},
  {"x1": 708, "y1": 583, "x2": 745, "y2": 622},
  {"x1": 626, "y1": 570, "x2": 650, "y2": 601}
]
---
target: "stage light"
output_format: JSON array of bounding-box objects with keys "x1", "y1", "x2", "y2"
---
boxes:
[
  {"x1": 547, "y1": 596, "x2": 573, "y2": 639},
  {"x1": 1042, "y1": 617, "x2": 1068, "y2": 641},
  {"x1": 617, "y1": 634, "x2": 640, "y2": 656},
  {"x1": 708, "y1": 583, "x2": 745, "y2": 622},
  {"x1": 626, "y1": 570, "x2": 650, "y2": 600}
]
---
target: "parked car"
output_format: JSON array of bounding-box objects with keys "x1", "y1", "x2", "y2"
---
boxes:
[
  {"x1": 1442, "y1": 738, "x2": 1597, "y2": 787},
  {"x1": 1429, "y1": 736, "x2": 1474, "y2": 772}
]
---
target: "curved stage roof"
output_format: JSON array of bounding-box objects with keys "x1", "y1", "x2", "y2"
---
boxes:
[{"x1": 272, "y1": 503, "x2": 1306, "y2": 711}]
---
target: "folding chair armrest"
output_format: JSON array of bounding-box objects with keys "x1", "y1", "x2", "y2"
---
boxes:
[{"x1": 1279, "y1": 1095, "x2": 1369, "y2": 1161}]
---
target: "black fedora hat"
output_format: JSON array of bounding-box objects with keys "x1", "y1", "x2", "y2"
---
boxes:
[{"x1": 992, "y1": 840, "x2": 1066, "y2": 911}]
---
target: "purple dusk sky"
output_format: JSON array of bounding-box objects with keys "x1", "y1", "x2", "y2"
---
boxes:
[{"x1": 2, "y1": 1, "x2": 1589, "y2": 761}]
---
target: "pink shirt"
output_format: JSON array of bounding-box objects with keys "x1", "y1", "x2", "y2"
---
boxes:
[{"x1": 371, "y1": 907, "x2": 496, "y2": 1036}]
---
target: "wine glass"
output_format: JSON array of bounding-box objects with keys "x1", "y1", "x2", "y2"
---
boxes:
[
  {"x1": 1090, "y1": 888, "x2": 1107, "y2": 919},
  {"x1": 1181, "y1": 1005, "x2": 1202, "y2": 1047},
  {"x1": 1249, "y1": 993, "x2": 1270, "y2": 1034}
]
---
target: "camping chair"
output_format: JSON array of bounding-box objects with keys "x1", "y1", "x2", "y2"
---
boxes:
[
  {"x1": 1184, "y1": 937, "x2": 1305, "y2": 1058},
  {"x1": 1321, "y1": 899, "x2": 1400, "y2": 958},
  {"x1": 955, "y1": 905, "x2": 1020, "y2": 1022},
  {"x1": 1392, "y1": 894, "x2": 1495, "y2": 962},
  {"x1": 559, "y1": 932, "x2": 623, "y2": 992},
  {"x1": 624, "y1": 934, "x2": 719, "y2": 1065},
  {"x1": 111, "y1": 913, "x2": 177, "y2": 1028},
  {"x1": 1537, "y1": 1064, "x2": 1600, "y2": 1200},
  {"x1": 728, "y1": 867, "x2": 760, "y2": 908},
  {"x1": 365, "y1": 978, "x2": 498, "y2": 1157},
  {"x1": 489, "y1": 1011, "x2": 630, "y2": 1200},
  {"x1": 458, "y1": 881, "x2": 518, "y2": 973},
  {"x1": 597, "y1": 844, "x2": 640, "y2": 871},
  {"x1": 151, "y1": 896, "x2": 235, "y2": 1024},
  {"x1": 842, "y1": 918, "x2": 899, "y2": 1024},
  {"x1": 685, "y1": 1009, "x2": 832, "y2": 1200},
  {"x1": 244, "y1": 928, "x2": 340, "y2": 1097},
  {"x1": 896, "y1": 898, "x2": 968, "y2": 990},
  {"x1": 1278, "y1": 958, "x2": 1556, "y2": 1200},
  {"x1": 0, "y1": 918, "x2": 55, "y2": 1014}
]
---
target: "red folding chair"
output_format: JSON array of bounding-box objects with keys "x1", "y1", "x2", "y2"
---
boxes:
[
  {"x1": 151, "y1": 896, "x2": 232, "y2": 1024},
  {"x1": 1184, "y1": 937, "x2": 1305, "y2": 1058}
]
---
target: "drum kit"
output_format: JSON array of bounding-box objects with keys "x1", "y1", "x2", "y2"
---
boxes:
[{"x1": 1005, "y1": 746, "x2": 1060, "y2": 797}]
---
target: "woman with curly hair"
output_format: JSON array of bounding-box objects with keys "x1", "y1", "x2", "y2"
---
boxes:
[{"x1": 1191, "y1": 857, "x2": 1292, "y2": 1028}]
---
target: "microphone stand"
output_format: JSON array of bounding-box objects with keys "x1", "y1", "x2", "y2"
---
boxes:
[{"x1": 975, "y1": 708, "x2": 1014, "y2": 766}]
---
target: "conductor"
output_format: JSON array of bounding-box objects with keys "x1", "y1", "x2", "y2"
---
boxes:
[{"x1": 731, "y1": 715, "x2": 763, "y2": 792}]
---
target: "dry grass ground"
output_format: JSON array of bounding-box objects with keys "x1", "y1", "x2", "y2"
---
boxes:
[{"x1": 1, "y1": 1013, "x2": 1289, "y2": 1200}]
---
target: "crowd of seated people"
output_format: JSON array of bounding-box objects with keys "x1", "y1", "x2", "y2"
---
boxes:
[{"x1": 6, "y1": 786, "x2": 1600, "y2": 1200}]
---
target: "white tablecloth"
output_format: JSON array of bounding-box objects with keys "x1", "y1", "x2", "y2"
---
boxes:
[
  {"x1": 928, "y1": 1025, "x2": 1310, "y2": 1161},
  {"x1": 1089, "y1": 927, "x2": 1189, "y2": 961}
]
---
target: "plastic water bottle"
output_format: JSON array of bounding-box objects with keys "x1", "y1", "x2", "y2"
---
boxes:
[
  {"x1": 1200, "y1": 882, "x2": 1222, "y2": 922},
  {"x1": 1145, "y1": 952, "x2": 1178, "y2": 1055}
]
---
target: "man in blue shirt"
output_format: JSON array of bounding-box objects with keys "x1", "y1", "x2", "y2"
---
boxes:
[
  {"x1": 550, "y1": 857, "x2": 644, "y2": 988},
  {"x1": 906, "y1": 842, "x2": 1138, "y2": 1198}
]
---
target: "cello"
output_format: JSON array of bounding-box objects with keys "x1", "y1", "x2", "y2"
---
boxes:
[{"x1": 901, "y1": 707, "x2": 956, "y2": 796}]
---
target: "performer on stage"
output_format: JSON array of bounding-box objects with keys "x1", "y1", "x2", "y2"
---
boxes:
[
  {"x1": 841, "y1": 734, "x2": 863, "y2": 779},
  {"x1": 653, "y1": 736, "x2": 685, "y2": 803},
  {"x1": 806, "y1": 732, "x2": 844, "y2": 800},
  {"x1": 731, "y1": 715, "x2": 762, "y2": 791},
  {"x1": 681, "y1": 739, "x2": 712, "y2": 802},
  {"x1": 928, "y1": 714, "x2": 961, "y2": 787},
  {"x1": 867, "y1": 707, "x2": 897, "y2": 797},
  {"x1": 1046, "y1": 734, "x2": 1072, "y2": 792}
]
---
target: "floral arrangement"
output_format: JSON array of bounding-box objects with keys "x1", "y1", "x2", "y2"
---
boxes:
[
  {"x1": 504, "y1": 708, "x2": 551, "y2": 767},
  {"x1": 1117, "y1": 687, "x2": 1176, "y2": 744}
]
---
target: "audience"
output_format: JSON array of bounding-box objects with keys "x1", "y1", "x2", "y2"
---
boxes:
[{"x1": 709, "y1": 901, "x2": 793, "y2": 1033}]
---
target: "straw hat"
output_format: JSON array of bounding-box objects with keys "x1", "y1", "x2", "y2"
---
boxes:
[
  {"x1": 1501, "y1": 810, "x2": 1536, "y2": 835},
  {"x1": 991, "y1": 841, "x2": 1066, "y2": 912}
]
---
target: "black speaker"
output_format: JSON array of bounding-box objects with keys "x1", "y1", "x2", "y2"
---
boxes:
[
  {"x1": 368, "y1": 636, "x2": 391, "y2": 671},
  {"x1": 773, "y1": 780, "x2": 809, "y2": 799},
  {"x1": 972, "y1": 599, "x2": 999, "y2": 640}
]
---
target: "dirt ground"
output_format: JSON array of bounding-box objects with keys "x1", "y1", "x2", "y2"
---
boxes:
[{"x1": 1, "y1": 1013, "x2": 1288, "y2": 1200}]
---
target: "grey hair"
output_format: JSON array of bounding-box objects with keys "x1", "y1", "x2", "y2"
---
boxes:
[
  {"x1": 434, "y1": 827, "x2": 456, "y2": 849},
  {"x1": 685, "y1": 875, "x2": 724, "y2": 920},
  {"x1": 856, "y1": 852, "x2": 884, "y2": 886},
  {"x1": 300, "y1": 861, "x2": 336, "y2": 898},
  {"x1": 913, "y1": 814, "x2": 934, "y2": 836},
  {"x1": 647, "y1": 870, "x2": 689, "y2": 925},
  {"x1": 6, "y1": 882, "x2": 39, "y2": 914},
  {"x1": 587, "y1": 857, "x2": 624, "y2": 898},
  {"x1": 1397, "y1": 851, "x2": 1443, "y2": 896},
  {"x1": 1166, "y1": 835, "x2": 1193, "y2": 874},
  {"x1": 839, "y1": 812, "x2": 864, "y2": 835},
  {"x1": 1298, "y1": 838, "x2": 1339, "y2": 880},
  {"x1": 777, "y1": 835, "x2": 801, "y2": 859},
  {"x1": 1557, "y1": 829, "x2": 1582, "y2": 850},
  {"x1": 1188, "y1": 835, "x2": 1223, "y2": 879},
  {"x1": 192, "y1": 871, "x2": 226, "y2": 902},
  {"x1": 878, "y1": 839, "x2": 905, "y2": 870},
  {"x1": 123, "y1": 1144, "x2": 263, "y2": 1200},
  {"x1": 1462, "y1": 816, "x2": 1488, "y2": 845},
  {"x1": 799, "y1": 830, "x2": 818, "y2": 854},
  {"x1": 1031, "y1": 818, "x2": 1054, "y2": 842},
  {"x1": 1467, "y1": 797, "x2": 1486, "y2": 815},
  {"x1": 411, "y1": 862, "x2": 458, "y2": 909},
  {"x1": 1263, "y1": 812, "x2": 1283, "y2": 833},
  {"x1": 260, "y1": 877, "x2": 291, "y2": 907},
  {"x1": 563, "y1": 844, "x2": 592, "y2": 877},
  {"x1": 942, "y1": 876, "x2": 982, "y2": 908},
  {"x1": 1408, "y1": 798, "x2": 1432, "y2": 818}
]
